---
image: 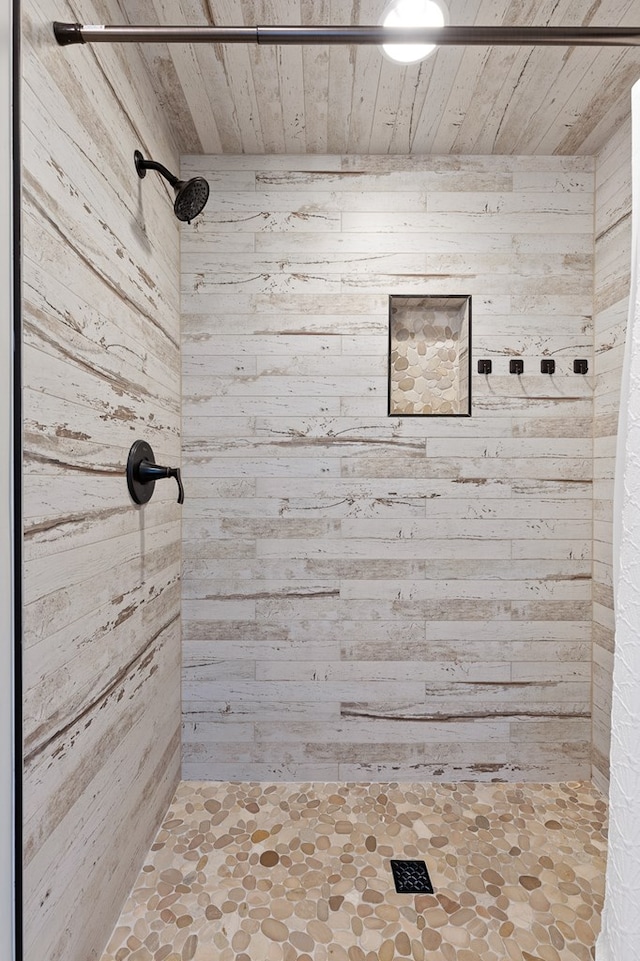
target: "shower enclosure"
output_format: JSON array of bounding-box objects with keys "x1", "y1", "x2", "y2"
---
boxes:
[{"x1": 17, "y1": 2, "x2": 640, "y2": 960}]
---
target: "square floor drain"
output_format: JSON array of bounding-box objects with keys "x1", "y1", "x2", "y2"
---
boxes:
[{"x1": 390, "y1": 860, "x2": 434, "y2": 894}]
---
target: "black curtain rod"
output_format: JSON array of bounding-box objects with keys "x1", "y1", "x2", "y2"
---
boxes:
[{"x1": 53, "y1": 23, "x2": 640, "y2": 47}]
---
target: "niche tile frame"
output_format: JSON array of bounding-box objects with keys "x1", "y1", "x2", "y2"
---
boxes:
[{"x1": 388, "y1": 294, "x2": 472, "y2": 417}]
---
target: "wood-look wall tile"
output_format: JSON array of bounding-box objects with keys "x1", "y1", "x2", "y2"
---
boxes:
[
  {"x1": 592, "y1": 114, "x2": 631, "y2": 790},
  {"x1": 591, "y1": 119, "x2": 631, "y2": 789},
  {"x1": 23, "y1": 4, "x2": 182, "y2": 958},
  {"x1": 181, "y1": 154, "x2": 596, "y2": 786}
]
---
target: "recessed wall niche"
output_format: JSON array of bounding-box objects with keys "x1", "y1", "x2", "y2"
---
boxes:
[{"x1": 388, "y1": 294, "x2": 471, "y2": 416}]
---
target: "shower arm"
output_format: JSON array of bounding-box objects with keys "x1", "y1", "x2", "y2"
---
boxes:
[
  {"x1": 53, "y1": 23, "x2": 640, "y2": 47},
  {"x1": 134, "y1": 154, "x2": 179, "y2": 189}
]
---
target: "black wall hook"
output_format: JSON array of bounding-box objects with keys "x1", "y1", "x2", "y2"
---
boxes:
[{"x1": 127, "y1": 440, "x2": 184, "y2": 505}]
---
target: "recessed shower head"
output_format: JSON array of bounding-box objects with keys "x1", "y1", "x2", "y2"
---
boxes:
[{"x1": 134, "y1": 150, "x2": 209, "y2": 223}]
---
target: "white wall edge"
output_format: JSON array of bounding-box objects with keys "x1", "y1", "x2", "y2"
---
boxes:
[
  {"x1": 597, "y1": 78, "x2": 640, "y2": 961},
  {"x1": 1, "y1": 0, "x2": 15, "y2": 957}
]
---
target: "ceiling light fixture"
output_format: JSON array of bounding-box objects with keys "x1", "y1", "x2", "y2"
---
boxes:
[{"x1": 380, "y1": 0, "x2": 448, "y2": 64}]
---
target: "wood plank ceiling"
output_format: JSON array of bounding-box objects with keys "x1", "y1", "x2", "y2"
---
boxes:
[{"x1": 118, "y1": 0, "x2": 640, "y2": 155}]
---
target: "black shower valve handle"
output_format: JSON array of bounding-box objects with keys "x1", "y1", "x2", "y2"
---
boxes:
[
  {"x1": 126, "y1": 440, "x2": 184, "y2": 506},
  {"x1": 138, "y1": 459, "x2": 185, "y2": 504},
  {"x1": 169, "y1": 467, "x2": 185, "y2": 505}
]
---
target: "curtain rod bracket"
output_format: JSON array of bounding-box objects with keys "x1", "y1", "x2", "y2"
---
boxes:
[{"x1": 54, "y1": 22, "x2": 85, "y2": 45}]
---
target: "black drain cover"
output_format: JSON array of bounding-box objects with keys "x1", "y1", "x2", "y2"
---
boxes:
[{"x1": 390, "y1": 860, "x2": 434, "y2": 894}]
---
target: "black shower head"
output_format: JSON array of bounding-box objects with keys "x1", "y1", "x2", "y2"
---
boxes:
[
  {"x1": 173, "y1": 176, "x2": 210, "y2": 223},
  {"x1": 134, "y1": 150, "x2": 209, "y2": 224}
]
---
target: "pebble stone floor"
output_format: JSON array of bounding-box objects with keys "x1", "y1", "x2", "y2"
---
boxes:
[{"x1": 100, "y1": 780, "x2": 607, "y2": 961}]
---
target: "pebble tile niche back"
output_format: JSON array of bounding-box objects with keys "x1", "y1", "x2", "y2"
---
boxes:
[{"x1": 388, "y1": 295, "x2": 471, "y2": 416}]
